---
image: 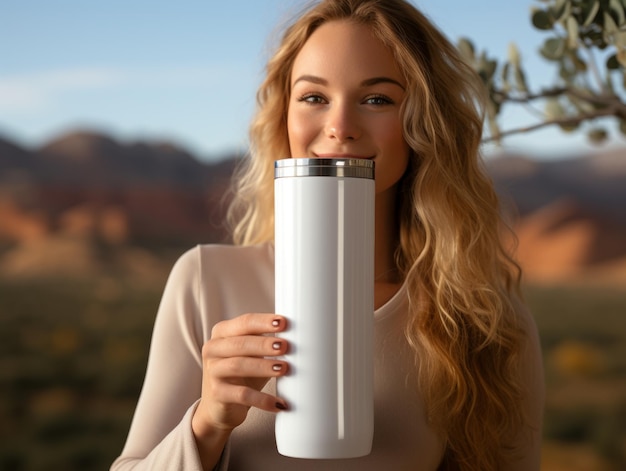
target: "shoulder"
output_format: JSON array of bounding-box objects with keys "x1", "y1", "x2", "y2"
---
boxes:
[
  {"x1": 513, "y1": 293, "x2": 545, "y2": 432},
  {"x1": 162, "y1": 243, "x2": 275, "y2": 338},
  {"x1": 197, "y1": 243, "x2": 274, "y2": 284},
  {"x1": 171, "y1": 243, "x2": 274, "y2": 281},
  {"x1": 512, "y1": 295, "x2": 541, "y2": 350},
  {"x1": 196, "y1": 242, "x2": 274, "y2": 267},
  {"x1": 508, "y1": 294, "x2": 543, "y2": 371},
  {"x1": 171, "y1": 242, "x2": 275, "y2": 308}
]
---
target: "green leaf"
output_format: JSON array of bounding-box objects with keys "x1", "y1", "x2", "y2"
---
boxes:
[
  {"x1": 553, "y1": 0, "x2": 568, "y2": 16},
  {"x1": 582, "y1": 0, "x2": 601, "y2": 28},
  {"x1": 532, "y1": 9, "x2": 554, "y2": 30},
  {"x1": 614, "y1": 31, "x2": 626, "y2": 49},
  {"x1": 477, "y1": 52, "x2": 497, "y2": 83},
  {"x1": 569, "y1": 51, "x2": 587, "y2": 71},
  {"x1": 540, "y1": 37, "x2": 566, "y2": 60},
  {"x1": 545, "y1": 98, "x2": 565, "y2": 120},
  {"x1": 487, "y1": 95, "x2": 501, "y2": 116},
  {"x1": 603, "y1": 12, "x2": 619, "y2": 43},
  {"x1": 559, "y1": 62, "x2": 576, "y2": 82},
  {"x1": 609, "y1": 0, "x2": 625, "y2": 26},
  {"x1": 604, "y1": 11, "x2": 618, "y2": 33},
  {"x1": 559, "y1": 121, "x2": 578, "y2": 132},
  {"x1": 501, "y1": 62, "x2": 511, "y2": 93},
  {"x1": 566, "y1": 15, "x2": 579, "y2": 49},
  {"x1": 555, "y1": 0, "x2": 572, "y2": 24},
  {"x1": 559, "y1": 121, "x2": 580, "y2": 132},
  {"x1": 457, "y1": 38, "x2": 476, "y2": 63},
  {"x1": 588, "y1": 128, "x2": 608, "y2": 143},
  {"x1": 607, "y1": 54, "x2": 621, "y2": 69},
  {"x1": 508, "y1": 42, "x2": 522, "y2": 67},
  {"x1": 514, "y1": 66, "x2": 529, "y2": 93}
]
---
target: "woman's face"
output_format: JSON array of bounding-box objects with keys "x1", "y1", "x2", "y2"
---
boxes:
[{"x1": 287, "y1": 20, "x2": 410, "y2": 195}]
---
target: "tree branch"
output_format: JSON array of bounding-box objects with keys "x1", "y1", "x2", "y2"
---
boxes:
[
  {"x1": 492, "y1": 87, "x2": 568, "y2": 104},
  {"x1": 491, "y1": 85, "x2": 626, "y2": 117},
  {"x1": 483, "y1": 106, "x2": 623, "y2": 143}
]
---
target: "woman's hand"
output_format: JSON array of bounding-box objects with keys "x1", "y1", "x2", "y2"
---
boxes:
[{"x1": 191, "y1": 313, "x2": 288, "y2": 468}]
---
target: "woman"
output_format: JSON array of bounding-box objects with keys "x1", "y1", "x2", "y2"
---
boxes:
[{"x1": 112, "y1": 0, "x2": 544, "y2": 470}]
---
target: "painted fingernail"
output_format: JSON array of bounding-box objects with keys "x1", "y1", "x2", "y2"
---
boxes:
[
  {"x1": 272, "y1": 341, "x2": 282, "y2": 350},
  {"x1": 272, "y1": 363, "x2": 283, "y2": 372},
  {"x1": 275, "y1": 401, "x2": 287, "y2": 410},
  {"x1": 272, "y1": 318, "x2": 281, "y2": 328}
]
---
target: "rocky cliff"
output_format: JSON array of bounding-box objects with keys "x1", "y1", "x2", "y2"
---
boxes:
[{"x1": 1, "y1": 129, "x2": 625, "y2": 284}]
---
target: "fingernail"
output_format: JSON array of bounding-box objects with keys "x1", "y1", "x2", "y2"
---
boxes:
[
  {"x1": 272, "y1": 364, "x2": 282, "y2": 372},
  {"x1": 275, "y1": 401, "x2": 287, "y2": 411},
  {"x1": 272, "y1": 318, "x2": 281, "y2": 328},
  {"x1": 272, "y1": 341, "x2": 282, "y2": 350}
]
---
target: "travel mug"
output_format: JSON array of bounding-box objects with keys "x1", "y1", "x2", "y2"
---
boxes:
[{"x1": 274, "y1": 158, "x2": 375, "y2": 459}]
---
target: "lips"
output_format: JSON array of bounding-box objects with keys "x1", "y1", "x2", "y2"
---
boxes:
[{"x1": 313, "y1": 153, "x2": 374, "y2": 160}]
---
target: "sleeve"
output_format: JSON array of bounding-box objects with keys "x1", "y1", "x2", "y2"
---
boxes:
[
  {"x1": 505, "y1": 301, "x2": 546, "y2": 471},
  {"x1": 110, "y1": 246, "x2": 230, "y2": 470}
]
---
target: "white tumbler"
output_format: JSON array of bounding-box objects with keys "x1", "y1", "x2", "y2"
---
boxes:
[{"x1": 274, "y1": 158, "x2": 375, "y2": 459}]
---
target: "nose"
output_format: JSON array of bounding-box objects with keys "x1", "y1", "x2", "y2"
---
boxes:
[{"x1": 325, "y1": 102, "x2": 361, "y2": 142}]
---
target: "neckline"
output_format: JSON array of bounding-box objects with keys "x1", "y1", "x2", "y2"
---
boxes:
[{"x1": 374, "y1": 278, "x2": 408, "y2": 321}]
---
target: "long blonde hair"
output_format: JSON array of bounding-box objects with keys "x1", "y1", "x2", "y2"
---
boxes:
[{"x1": 228, "y1": 1, "x2": 527, "y2": 469}]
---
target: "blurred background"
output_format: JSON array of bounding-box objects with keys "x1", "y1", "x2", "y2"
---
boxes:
[{"x1": 1, "y1": 1, "x2": 625, "y2": 470}]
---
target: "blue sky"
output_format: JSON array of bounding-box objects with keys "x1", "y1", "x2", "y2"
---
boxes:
[{"x1": 2, "y1": 0, "x2": 625, "y2": 161}]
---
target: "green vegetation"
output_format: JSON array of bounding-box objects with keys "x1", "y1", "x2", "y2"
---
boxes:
[
  {"x1": 0, "y1": 277, "x2": 164, "y2": 471},
  {"x1": 0, "y1": 278, "x2": 624, "y2": 470},
  {"x1": 526, "y1": 284, "x2": 626, "y2": 469},
  {"x1": 460, "y1": 0, "x2": 626, "y2": 145}
]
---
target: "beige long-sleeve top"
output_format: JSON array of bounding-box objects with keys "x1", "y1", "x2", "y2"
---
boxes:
[{"x1": 111, "y1": 243, "x2": 544, "y2": 470}]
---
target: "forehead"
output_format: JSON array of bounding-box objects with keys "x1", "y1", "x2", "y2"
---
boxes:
[{"x1": 291, "y1": 20, "x2": 404, "y2": 84}]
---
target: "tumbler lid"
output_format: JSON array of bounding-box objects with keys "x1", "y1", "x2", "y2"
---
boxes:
[{"x1": 274, "y1": 158, "x2": 374, "y2": 179}]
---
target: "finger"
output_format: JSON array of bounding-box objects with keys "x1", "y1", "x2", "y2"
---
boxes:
[
  {"x1": 208, "y1": 357, "x2": 289, "y2": 379},
  {"x1": 213, "y1": 383, "x2": 289, "y2": 412},
  {"x1": 211, "y1": 314, "x2": 286, "y2": 339},
  {"x1": 203, "y1": 335, "x2": 288, "y2": 359}
]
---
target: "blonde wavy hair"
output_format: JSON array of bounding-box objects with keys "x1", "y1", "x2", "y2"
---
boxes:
[{"x1": 228, "y1": 0, "x2": 527, "y2": 469}]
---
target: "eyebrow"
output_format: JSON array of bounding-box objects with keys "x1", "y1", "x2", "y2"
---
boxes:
[{"x1": 292, "y1": 74, "x2": 405, "y2": 90}]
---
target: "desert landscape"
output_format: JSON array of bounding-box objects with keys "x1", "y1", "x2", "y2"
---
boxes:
[{"x1": 1, "y1": 130, "x2": 625, "y2": 470}]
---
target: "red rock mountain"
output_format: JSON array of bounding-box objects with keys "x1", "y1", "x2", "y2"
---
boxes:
[
  {"x1": 486, "y1": 150, "x2": 626, "y2": 284},
  {"x1": 1, "y1": 129, "x2": 626, "y2": 283},
  {"x1": 0, "y1": 130, "x2": 238, "y2": 248}
]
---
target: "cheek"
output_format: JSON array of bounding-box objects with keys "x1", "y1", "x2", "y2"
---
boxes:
[
  {"x1": 287, "y1": 108, "x2": 311, "y2": 157},
  {"x1": 390, "y1": 138, "x2": 410, "y2": 181},
  {"x1": 376, "y1": 112, "x2": 406, "y2": 151},
  {"x1": 375, "y1": 121, "x2": 410, "y2": 192}
]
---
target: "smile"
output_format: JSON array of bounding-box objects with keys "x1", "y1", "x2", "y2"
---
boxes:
[{"x1": 313, "y1": 153, "x2": 375, "y2": 160}]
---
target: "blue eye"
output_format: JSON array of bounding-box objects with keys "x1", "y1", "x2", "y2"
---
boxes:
[
  {"x1": 298, "y1": 94, "x2": 326, "y2": 104},
  {"x1": 364, "y1": 95, "x2": 393, "y2": 105}
]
